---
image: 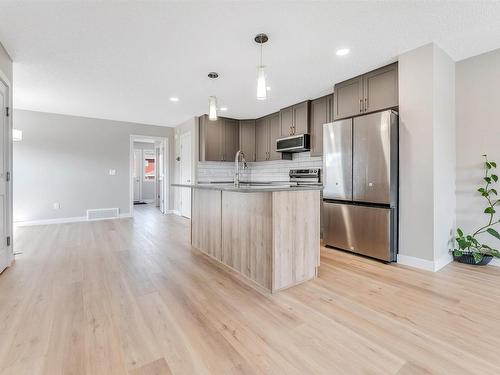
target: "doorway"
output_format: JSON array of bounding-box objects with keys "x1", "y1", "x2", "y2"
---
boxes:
[
  {"x1": 0, "y1": 77, "x2": 12, "y2": 273},
  {"x1": 129, "y1": 135, "x2": 168, "y2": 216},
  {"x1": 179, "y1": 132, "x2": 192, "y2": 218}
]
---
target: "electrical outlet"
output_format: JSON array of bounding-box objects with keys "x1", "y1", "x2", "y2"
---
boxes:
[
  {"x1": 53, "y1": 202, "x2": 60, "y2": 210},
  {"x1": 109, "y1": 169, "x2": 116, "y2": 176}
]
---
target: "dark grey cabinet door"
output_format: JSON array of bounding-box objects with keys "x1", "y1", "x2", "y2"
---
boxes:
[
  {"x1": 255, "y1": 117, "x2": 268, "y2": 161},
  {"x1": 268, "y1": 113, "x2": 281, "y2": 161},
  {"x1": 353, "y1": 111, "x2": 391, "y2": 204},
  {"x1": 223, "y1": 118, "x2": 239, "y2": 161},
  {"x1": 363, "y1": 63, "x2": 398, "y2": 114},
  {"x1": 200, "y1": 115, "x2": 223, "y2": 161},
  {"x1": 333, "y1": 76, "x2": 363, "y2": 120},
  {"x1": 239, "y1": 120, "x2": 256, "y2": 162},
  {"x1": 279, "y1": 106, "x2": 294, "y2": 137},
  {"x1": 293, "y1": 101, "x2": 310, "y2": 135},
  {"x1": 327, "y1": 93, "x2": 334, "y2": 123},
  {"x1": 310, "y1": 96, "x2": 329, "y2": 157}
]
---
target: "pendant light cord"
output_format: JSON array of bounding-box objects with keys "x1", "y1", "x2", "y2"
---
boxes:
[{"x1": 260, "y1": 42, "x2": 263, "y2": 66}]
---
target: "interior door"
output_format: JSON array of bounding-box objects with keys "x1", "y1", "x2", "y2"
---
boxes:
[
  {"x1": 0, "y1": 80, "x2": 11, "y2": 273},
  {"x1": 353, "y1": 111, "x2": 391, "y2": 204},
  {"x1": 180, "y1": 132, "x2": 192, "y2": 218},
  {"x1": 133, "y1": 149, "x2": 142, "y2": 202}
]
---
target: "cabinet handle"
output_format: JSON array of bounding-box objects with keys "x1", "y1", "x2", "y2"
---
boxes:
[
  {"x1": 359, "y1": 99, "x2": 363, "y2": 113},
  {"x1": 365, "y1": 98, "x2": 368, "y2": 112}
]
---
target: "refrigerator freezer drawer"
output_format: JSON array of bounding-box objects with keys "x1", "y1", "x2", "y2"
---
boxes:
[{"x1": 323, "y1": 202, "x2": 393, "y2": 262}]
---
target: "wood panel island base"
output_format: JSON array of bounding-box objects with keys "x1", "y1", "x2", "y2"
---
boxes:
[{"x1": 180, "y1": 184, "x2": 321, "y2": 293}]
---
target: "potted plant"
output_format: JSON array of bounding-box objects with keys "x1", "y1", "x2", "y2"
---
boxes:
[{"x1": 453, "y1": 155, "x2": 500, "y2": 265}]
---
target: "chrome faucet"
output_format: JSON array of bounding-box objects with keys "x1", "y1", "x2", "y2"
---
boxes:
[{"x1": 234, "y1": 150, "x2": 247, "y2": 187}]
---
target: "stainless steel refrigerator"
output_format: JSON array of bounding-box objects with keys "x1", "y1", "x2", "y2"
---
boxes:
[{"x1": 322, "y1": 110, "x2": 398, "y2": 262}]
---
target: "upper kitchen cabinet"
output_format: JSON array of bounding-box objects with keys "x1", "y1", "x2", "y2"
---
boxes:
[
  {"x1": 333, "y1": 62, "x2": 398, "y2": 120},
  {"x1": 255, "y1": 113, "x2": 292, "y2": 161},
  {"x1": 199, "y1": 115, "x2": 223, "y2": 161},
  {"x1": 239, "y1": 120, "x2": 256, "y2": 162},
  {"x1": 333, "y1": 76, "x2": 363, "y2": 120},
  {"x1": 199, "y1": 115, "x2": 239, "y2": 161},
  {"x1": 255, "y1": 117, "x2": 268, "y2": 162},
  {"x1": 310, "y1": 94, "x2": 333, "y2": 157},
  {"x1": 268, "y1": 113, "x2": 282, "y2": 161},
  {"x1": 363, "y1": 63, "x2": 398, "y2": 114},
  {"x1": 280, "y1": 101, "x2": 310, "y2": 137},
  {"x1": 223, "y1": 118, "x2": 239, "y2": 162}
]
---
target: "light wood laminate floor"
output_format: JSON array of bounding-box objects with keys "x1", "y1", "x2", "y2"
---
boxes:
[{"x1": 1, "y1": 204, "x2": 500, "y2": 374}]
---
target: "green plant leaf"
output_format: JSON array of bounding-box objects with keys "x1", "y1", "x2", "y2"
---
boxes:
[
  {"x1": 457, "y1": 228, "x2": 464, "y2": 237},
  {"x1": 491, "y1": 162, "x2": 497, "y2": 168},
  {"x1": 486, "y1": 162, "x2": 492, "y2": 169},
  {"x1": 485, "y1": 207, "x2": 496, "y2": 214},
  {"x1": 491, "y1": 189, "x2": 498, "y2": 195},
  {"x1": 453, "y1": 250, "x2": 463, "y2": 257},
  {"x1": 478, "y1": 188, "x2": 486, "y2": 193},
  {"x1": 473, "y1": 252, "x2": 484, "y2": 264},
  {"x1": 492, "y1": 174, "x2": 498, "y2": 182},
  {"x1": 485, "y1": 177, "x2": 492, "y2": 183},
  {"x1": 487, "y1": 228, "x2": 500, "y2": 241},
  {"x1": 482, "y1": 191, "x2": 489, "y2": 197}
]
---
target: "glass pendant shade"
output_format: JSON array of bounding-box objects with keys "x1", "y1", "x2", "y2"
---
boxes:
[
  {"x1": 208, "y1": 96, "x2": 218, "y2": 121},
  {"x1": 256, "y1": 66, "x2": 267, "y2": 100}
]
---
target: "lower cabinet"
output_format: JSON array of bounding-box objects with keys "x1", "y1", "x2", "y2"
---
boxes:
[{"x1": 191, "y1": 188, "x2": 321, "y2": 292}]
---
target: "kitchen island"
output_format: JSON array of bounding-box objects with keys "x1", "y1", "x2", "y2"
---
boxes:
[{"x1": 172, "y1": 183, "x2": 322, "y2": 293}]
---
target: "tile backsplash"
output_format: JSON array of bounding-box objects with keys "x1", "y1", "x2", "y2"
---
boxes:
[{"x1": 197, "y1": 152, "x2": 323, "y2": 183}]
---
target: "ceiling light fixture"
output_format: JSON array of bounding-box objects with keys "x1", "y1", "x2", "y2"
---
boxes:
[
  {"x1": 169, "y1": 97, "x2": 179, "y2": 102},
  {"x1": 220, "y1": 107, "x2": 228, "y2": 111},
  {"x1": 255, "y1": 33, "x2": 269, "y2": 101},
  {"x1": 336, "y1": 48, "x2": 350, "y2": 56},
  {"x1": 208, "y1": 72, "x2": 219, "y2": 121}
]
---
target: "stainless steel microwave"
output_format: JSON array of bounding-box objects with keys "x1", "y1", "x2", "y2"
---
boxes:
[{"x1": 276, "y1": 134, "x2": 310, "y2": 153}]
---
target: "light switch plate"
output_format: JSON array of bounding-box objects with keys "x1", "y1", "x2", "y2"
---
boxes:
[
  {"x1": 109, "y1": 169, "x2": 116, "y2": 176},
  {"x1": 53, "y1": 202, "x2": 60, "y2": 210}
]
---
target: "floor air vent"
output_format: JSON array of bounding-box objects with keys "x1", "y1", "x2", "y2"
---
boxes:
[{"x1": 86, "y1": 208, "x2": 120, "y2": 221}]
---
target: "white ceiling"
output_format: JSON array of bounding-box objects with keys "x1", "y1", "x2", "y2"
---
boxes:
[{"x1": 1, "y1": 1, "x2": 500, "y2": 127}]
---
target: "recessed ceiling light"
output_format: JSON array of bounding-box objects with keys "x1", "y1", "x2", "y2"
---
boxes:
[
  {"x1": 220, "y1": 107, "x2": 228, "y2": 111},
  {"x1": 169, "y1": 97, "x2": 179, "y2": 102},
  {"x1": 336, "y1": 48, "x2": 350, "y2": 56}
]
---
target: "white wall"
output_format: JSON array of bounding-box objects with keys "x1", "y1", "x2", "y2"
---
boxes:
[
  {"x1": 13, "y1": 110, "x2": 174, "y2": 223},
  {"x1": 398, "y1": 43, "x2": 456, "y2": 270},
  {"x1": 456, "y1": 48, "x2": 500, "y2": 266}
]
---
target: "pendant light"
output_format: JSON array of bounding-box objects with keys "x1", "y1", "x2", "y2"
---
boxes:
[
  {"x1": 255, "y1": 33, "x2": 268, "y2": 101},
  {"x1": 207, "y1": 72, "x2": 219, "y2": 121}
]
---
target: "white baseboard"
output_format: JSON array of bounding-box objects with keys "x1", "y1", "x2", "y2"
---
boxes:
[
  {"x1": 15, "y1": 213, "x2": 132, "y2": 227},
  {"x1": 397, "y1": 252, "x2": 453, "y2": 272},
  {"x1": 166, "y1": 209, "x2": 181, "y2": 215},
  {"x1": 397, "y1": 254, "x2": 436, "y2": 272},
  {"x1": 490, "y1": 258, "x2": 500, "y2": 267}
]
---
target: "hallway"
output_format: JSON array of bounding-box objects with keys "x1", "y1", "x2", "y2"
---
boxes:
[{"x1": 1, "y1": 205, "x2": 500, "y2": 374}]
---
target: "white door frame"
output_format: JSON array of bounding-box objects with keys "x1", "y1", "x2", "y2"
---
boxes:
[
  {"x1": 129, "y1": 135, "x2": 169, "y2": 217},
  {"x1": 0, "y1": 68, "x2": 12, "y2": 273},
  {"x1": 179, "y1": 131, "x2": 192, "y2": 218}
]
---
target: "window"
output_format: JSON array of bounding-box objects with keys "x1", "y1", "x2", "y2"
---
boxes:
[{"x1": 144, "y1": 150, "x2": 156, "y2": 181}]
